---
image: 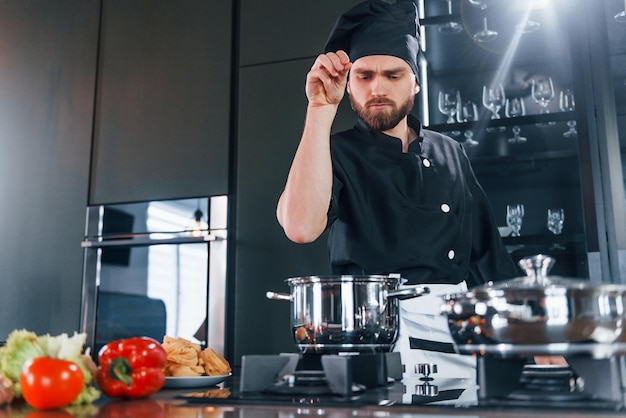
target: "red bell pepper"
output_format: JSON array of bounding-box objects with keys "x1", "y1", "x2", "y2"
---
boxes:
[{"x1": 96, "y1": 337, "x2": 167, "y2": 399}]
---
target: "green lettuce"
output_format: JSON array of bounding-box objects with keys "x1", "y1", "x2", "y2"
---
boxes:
[
  {"x1": 0, "y1": 329, "x2": 45, "y2": 395},
  {"x1": 0, "y1": 329, "x2": 100, "y2": 404}
]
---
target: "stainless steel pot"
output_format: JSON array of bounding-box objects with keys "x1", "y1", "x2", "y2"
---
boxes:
[
  {"x1": 267, "y1": 275, "x2": 429, "y2": 354},
  {"x1": 440, "y1": 255, "x2": 626, "y2": 357}
]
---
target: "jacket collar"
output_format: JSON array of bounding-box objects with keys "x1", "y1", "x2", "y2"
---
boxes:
[{"x1": 354, "y1": 114, "x2": 424, "y2": 153}]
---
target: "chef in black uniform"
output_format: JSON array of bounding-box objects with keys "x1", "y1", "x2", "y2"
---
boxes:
[{"x1": 276, "y1": 0, "x2": 527, "y2": 382}]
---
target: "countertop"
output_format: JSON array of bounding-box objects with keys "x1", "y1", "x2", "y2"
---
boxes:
[{"x1": 1, "y1": 382, "x2": 625, "y2": 418}]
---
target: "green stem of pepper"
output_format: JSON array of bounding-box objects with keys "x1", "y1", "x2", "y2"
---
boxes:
[{"x1": 108, "y1": 357, "x2": 133, "y2": 386}]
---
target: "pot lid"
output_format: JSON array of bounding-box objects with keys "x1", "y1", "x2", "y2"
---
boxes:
[
  {"x1": 485, "y1": 275, "x2": 596, "y2": 291},
  {"x1": 475, "y1": 254, "x2": 626, "y2": 292}
]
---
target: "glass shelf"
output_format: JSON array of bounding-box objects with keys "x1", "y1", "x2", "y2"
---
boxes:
[
  {"x1": 426, "y1": 111, "x2": 576, "y2": 132},
  {"x1": 502, "y1": 232, "x2": 585, "y2": 247}
]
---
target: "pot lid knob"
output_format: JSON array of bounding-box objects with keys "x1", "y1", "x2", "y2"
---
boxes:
[{"x1": 518, "y1": 254, "x2": 555, "y2": 286}]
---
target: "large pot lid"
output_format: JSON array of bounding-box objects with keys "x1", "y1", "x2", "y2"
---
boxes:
[{"x1": 452, "y1": 254, "x2": 626, "y2": 297}]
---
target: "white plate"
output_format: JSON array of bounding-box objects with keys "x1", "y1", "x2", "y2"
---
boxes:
[{"x1": 162, "y1": 374, "x2": 231, "y2": 389}]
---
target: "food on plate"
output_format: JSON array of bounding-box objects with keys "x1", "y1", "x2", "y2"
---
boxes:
[
  {"x1": 0, "y1": 329, "x2": 100, "y2": 405},
  {"x1": 97, "y1": 336, "x2": 167, "y2": 398},
  {"x1": 166, "y1": 364, "x2": 205, "y2": 377},
  {"x1": 0, "y1": 373, "x2": 13, "y2": 406},
  {"x1": 161, "y1": 336, "x2": 231, "y2": 377},
  {"x1": 20, "y1": 357, "x2": 84, "y2": 409},
  {"x1": 161, "y1": 336, "x2": 201, "y2": 367},
  {"x1": 199, "y1": 347, "x2": 231, "y2": 376}
]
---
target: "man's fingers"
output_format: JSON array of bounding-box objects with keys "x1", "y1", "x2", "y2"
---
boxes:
[
  {"x1": 312, "y1": 54, "x2": 338, "y2": 77},
  {"x1": 312, "y1": 52, "x2": 351, "y2": 77},
  {"x1": 305, "y1": 51, "x2": 350, "y2": 106},
  {"x1": 335, "y1": 50, "x2": 350, "y2": 65}
]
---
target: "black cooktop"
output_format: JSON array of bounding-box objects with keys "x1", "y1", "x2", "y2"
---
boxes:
[
  {"x1": 177, "y1": 374, "x2": 621, "y2": 411},
  {"x1": 177, "y1": 376, "x2": 473, "y2": 408},
  {"x1": 177, "y1": 352, "x2": 626, "y2": 412}
]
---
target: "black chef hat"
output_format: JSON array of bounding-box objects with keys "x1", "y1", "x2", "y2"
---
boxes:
[{"x1": 324, "y1": 0, "x2": 420, "y2": 76}]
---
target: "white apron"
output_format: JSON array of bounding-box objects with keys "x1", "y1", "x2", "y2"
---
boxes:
[
  {"x1": 394, "y1": 282, "x2": 479, "y2": 405},
  {"x1": 393, "y1": 282, "x2": 476, "y2": 381}
]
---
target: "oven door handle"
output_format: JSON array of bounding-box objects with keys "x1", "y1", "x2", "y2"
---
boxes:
[{"x1": 81, "y1": 231, "x2": 226, "y2": 248}]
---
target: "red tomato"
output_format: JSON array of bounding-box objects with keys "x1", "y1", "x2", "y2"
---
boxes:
[{"x1": 20, "y1": 357, "x2": 84, "y2": 410}]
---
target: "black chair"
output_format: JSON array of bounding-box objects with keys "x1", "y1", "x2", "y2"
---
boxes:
[{"x1": 94, "y1": 291, "x2": 167, "y2": 354}]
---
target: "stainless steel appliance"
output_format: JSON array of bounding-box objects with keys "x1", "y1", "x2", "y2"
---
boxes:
[
  {"x1": 441, "y1": 255, "x2": 626, "y2": 348},
  {"x1": 436, "y1": 254, "x2": 626, "y2": 409},
  {"x1": 267, "y1": 276, "x2": 429, "y2": 353},
  {"x1": 176, "y1": 257, "x2": 626, "y2": 411},
  {"x1": 79, "y1": 196, "x2": 228, "y2": 357}
]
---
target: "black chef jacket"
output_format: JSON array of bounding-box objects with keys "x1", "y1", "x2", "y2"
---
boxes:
[{"x1": 327, "y1": 114, "x2": 520, "y2": 287}]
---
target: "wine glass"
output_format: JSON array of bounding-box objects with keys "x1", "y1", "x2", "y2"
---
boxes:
[
  {"x1": 531, "y1": 77, "x2": 555, "y2": 114},
  {"x1": 506, "y1": 204, "x2": 525, "y2": 237},
  {"x1": 505, "y1": 97, "x2": 527, "y2": 144},
  {"x1": 615, "y1": 0, "x2": 626, "y2": 22},
  {"x1": 439, "y1": 0, "x2": 463, "y2": 34},
  {"x1": 547, "y1": 208, "x2": 564, "y2": 235},
  {"x1": 482, "y1": 84, "x2": 505, "y2": 120},
  {"x1": 457, "y1": 100, "x2": 479, "y2": 147},
  {"x1": 473, "y1": 17, "x2": 498, "y2": 43},
  {"x1": 559, "y1": 89, "x2": 577, "y2": 138},
  {"x1": 483, "y1": 84, "x2": 506, "y2": 132},
  {"x1": 438, "y1": 90, "x2": 461, "y2": 124}
]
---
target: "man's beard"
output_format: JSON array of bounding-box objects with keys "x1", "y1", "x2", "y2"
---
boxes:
[{"x1": 349, "y1": 94, "x2": 415, "y2": 131}]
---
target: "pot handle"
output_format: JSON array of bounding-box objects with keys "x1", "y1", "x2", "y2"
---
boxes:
[
  {"x1": 387, "y1": 285, "x2": 430, "y2": 300},
  {"x1": 266, "y1": 291, "x2": 292, "y2": 301}
]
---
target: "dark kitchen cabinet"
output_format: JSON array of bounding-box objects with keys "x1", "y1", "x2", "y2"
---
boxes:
[
  {"x1": 417, "y1": 0, "x2": 626, "y2": 282},
  {"x1": 0, "y1": 0, "x2": 99, "y2": 340},
  {"x1": 89, "y1": 0, "x2": 232, "y2": 205}
]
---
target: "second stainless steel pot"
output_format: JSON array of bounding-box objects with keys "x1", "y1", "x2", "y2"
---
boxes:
[
  {"x1": 267, "y1": 275, "x2": 429, "y2": 354},
  {"x1": 440, "y1": 255, "x2": 626, "y2": 357}
]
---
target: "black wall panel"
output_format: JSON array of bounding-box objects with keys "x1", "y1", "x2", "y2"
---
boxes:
[
  {"x1": 0, "y1": 1, "x2": 99, "y2": 340},
  {"x1": 232, "y1": 0, "x2": 363, "y2": 361},
  {"x1": 233, "y1": 55, "x2": 355, "y2": 361}
]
